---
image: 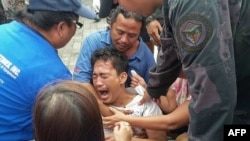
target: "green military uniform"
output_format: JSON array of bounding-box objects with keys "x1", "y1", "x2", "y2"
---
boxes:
[{"x1": 147, "y1": 0, "x2": 250, "y2": 140}]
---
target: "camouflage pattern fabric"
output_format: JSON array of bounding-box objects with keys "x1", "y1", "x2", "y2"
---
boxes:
[
  {"x1": 145, "y1": 7, "x2": 163, "y2": 27},
  {"x1": 147, "y1": 0, "x2": 250, "y2": 140}
]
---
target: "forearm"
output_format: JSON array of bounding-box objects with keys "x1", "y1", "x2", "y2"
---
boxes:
[
  {"x1": 159, "y1": 89, "x2": 178, "y2": 114},
  {"x1": 122, "y1": 115, "x2": 170, "y2": 130},
  {"x1": 122, "y1": 101, "x2": 189, "y2": 130},
  {"x1": 163, "y1": 100, "x2": 190, "y2": 130}
]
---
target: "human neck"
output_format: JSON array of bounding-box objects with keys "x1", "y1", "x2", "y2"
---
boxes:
[
  {"x1": 110, "y1": 90, "x2": 135, "y2": 107},
  {"x1": 23, "y1": 18, "x2": 56, "y2": 48},
  {"x1": 123, "y1": 40, "x2": 139, "y2": 57}
]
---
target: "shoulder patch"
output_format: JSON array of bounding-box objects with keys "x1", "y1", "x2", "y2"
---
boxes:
[{"x1": 176, "y1": 14, "x2": 212, "y2": 52}]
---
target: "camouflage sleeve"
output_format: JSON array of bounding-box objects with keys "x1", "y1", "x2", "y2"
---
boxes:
[
  {"x1": 145, "y1": 7, "x2": 163, "y2": 26},
  {"x1": 146, "y1": 3, "x2": 182, "y2": 99},
  {"x1": 146, "y1": 27, "x2": 182, "y2": 99}
]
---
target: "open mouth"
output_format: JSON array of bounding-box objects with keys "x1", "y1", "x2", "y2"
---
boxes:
[{"x1": 98, "y1": 90, "x2": 109, "y2": 100}]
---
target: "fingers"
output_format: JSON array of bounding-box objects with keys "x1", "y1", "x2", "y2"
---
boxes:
[
  {"x1": 113, "y1": 124, "x2": 119, "y2": 131},
  {"x1": 115, "y1": 121, "x2": 131, "y2": 127},
  {"x1": 130, "y1": 73, "x2": 147, "y2": 88},
  {"x1": 109, "y1": 107, "x2": 132, "y2": 115},
  {"x1": 114, "y1": 121, "x2": 132, "y2": 133},
  {"x1": 103, "y1": 107, "x2": 132, "y2": 129},
  {"x1": 148, "y1": 22, "x2": 162, "y2": 47},
  {"x1": 114, "y1": 121, "x2": 133, "y2": 135},
  {"x1": 130, "y1": 75, "x2": 139, "y2": 88},
  {"x1": 103, "y1": 118, "x2": 115, "y2": 129},
  {"x1": 109, "y1": 107, "x2": 118, "y2": 113},
  {"x1": 158, "y1": 23, "x2": 163, "y2": 32},
  {"x1": 150, "y1": 32, "x2": 161, "y2": 47},
  {"x1": 149, "y1": 36, "x2": 160, "y2": 47},
  {"x1": 103, "y1": 122, "x2": 114, "y2": 129},
  {"x1": 155, "y1": 33, "x2": 161, "y2": 46},
  {"x1": 130, "y1": 79, "x2": 138, "y2": 88}
]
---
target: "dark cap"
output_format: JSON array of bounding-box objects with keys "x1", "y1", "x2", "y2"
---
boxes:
[{"x1": 27, "y1": 0, "x2": 96, "y2": 19}]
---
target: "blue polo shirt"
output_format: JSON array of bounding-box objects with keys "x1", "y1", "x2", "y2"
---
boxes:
[
  {"x1": 73, "y1": 28, "x2": 155, "y2": 86},
  {"x1": 0, "y1": 21, "x2": 72, "y2": 140}
]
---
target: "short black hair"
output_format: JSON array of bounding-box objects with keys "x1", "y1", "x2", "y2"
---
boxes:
[
  {"x1": 91, "y1": 47, "x2": 129, "y2": 75},
  {"x1": 107, "y1": 6, "x2": 145, "y2": 32}
]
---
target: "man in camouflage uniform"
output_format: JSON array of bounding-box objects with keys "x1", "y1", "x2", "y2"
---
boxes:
[
  {"x1": 118, "y1": 0, "x2": 250, "y2": 140},
  {"x1": 0, "y1": 0, "x2": 24, "y2": 24}
]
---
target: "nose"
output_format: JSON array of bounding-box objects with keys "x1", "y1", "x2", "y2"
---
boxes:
[
  {"x1": 120, "y1": 34, "x2": 128, "y2": 43},
  {"x1": 94, "y1": 77, "x2": 104, "y2": 87}
]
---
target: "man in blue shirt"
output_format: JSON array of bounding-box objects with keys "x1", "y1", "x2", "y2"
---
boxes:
[
  {"x1": 73, "y1": 6, "x2": 156, "y2": 102},
  {"x1": 0, "y1": 0, "x2": 96, "y2": 140}
]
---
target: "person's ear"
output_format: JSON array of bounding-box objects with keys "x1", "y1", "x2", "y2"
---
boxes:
[
  {"x1": 56, "y1": 22, "x2": 66, "y2": 38},
  {"x1": 119, "y1": 72, "x2": 128, "y2": 84}
]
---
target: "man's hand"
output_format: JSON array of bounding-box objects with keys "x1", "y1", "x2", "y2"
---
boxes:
[
  {"x1": 113, "y1": 121, "x2": 133, "y2": 141},
  {"x1": 130, "y1": 70, "x2": 153, "y2": 105},
  {"x1": 130, "y1": 71, "x2": 147, "y2": 88},
  {"x1": 146, "y1": 20, "x2": 162, "y2": 47},
  {"x1": 103, "y1": 107, "x2": 132, "y2": 129}
]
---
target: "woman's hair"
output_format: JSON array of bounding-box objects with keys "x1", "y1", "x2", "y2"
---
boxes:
[
  {"x1": 33, "y1": 80, "x2": 104, "y2": 141},
  {"x1": 15, "y1": 9, "x2": 78, "y2": 30}
]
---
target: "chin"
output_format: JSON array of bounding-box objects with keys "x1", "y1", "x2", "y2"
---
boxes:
[{"x1": 102, "y1": 99, "x2": 111, "y2": 104}]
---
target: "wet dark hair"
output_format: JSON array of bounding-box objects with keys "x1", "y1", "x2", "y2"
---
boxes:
[
  {"x1": 15, "y1": 9, "x2": 78, "y2": 30},
  {"x1": 33, "y1": 80, "x2": 104, "y2": 141},
  {"x1": 91, "y1": 47, "x2": 129, "y2": 75}
]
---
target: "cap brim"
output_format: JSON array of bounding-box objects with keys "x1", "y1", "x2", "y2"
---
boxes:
[{"x1": 76, "y1": 4, "x2": 96, "y2": 19}]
